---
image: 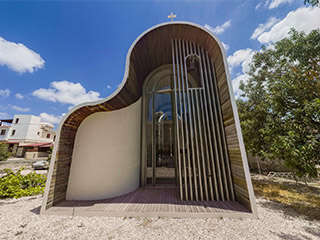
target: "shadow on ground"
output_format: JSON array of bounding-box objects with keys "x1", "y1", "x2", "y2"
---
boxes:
[
  {"x1": 30, "y1": 206, "x2": 41, "y2": 215},
  {"x1": 253, "y1": 177, "x2": 320, "y2": 221},
  {"x1": 271, "y1": 231, "x2": 314, "y2": 240}
]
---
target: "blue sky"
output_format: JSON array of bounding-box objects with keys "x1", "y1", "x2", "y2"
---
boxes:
[{"x1": 0, "y1": 0, "x2": 319, "y2": 126}]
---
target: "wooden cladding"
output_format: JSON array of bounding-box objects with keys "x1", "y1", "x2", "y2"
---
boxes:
[{"x1": 172, "y1": 39, "x2": 235, "y2": 202}]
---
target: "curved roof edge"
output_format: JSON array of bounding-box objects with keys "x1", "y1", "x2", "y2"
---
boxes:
[{"x1": 55, "y1": 21, "x2": 229, "y2": 133}]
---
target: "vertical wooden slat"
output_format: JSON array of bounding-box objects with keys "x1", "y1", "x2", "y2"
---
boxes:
[
  {"x1": 171, "y1": 39, "x2": 183, "y2": 200},
  {"x1": 198, "y1": 91, "x2": 215, "y2": 201},
  {"x1": 179, "y1": 39, "x2": 193, "y2": 201},
  {"x1": 170, "y1": 88, "x2": 179, "y2": 186},
  {"x1": 193, "y1": 43, "x2": 210, "y2": 201},
  {"x1": 201, "y1": 47, "x2": 224, "y2": 201},
  {"x1": 209, "y1": 56, "x2": 235, "y2": 201},
  {"x1": 204, "y1": 50, "x2": 229, "y2": 201},
  {"x1": 175, "y1": 39, "x2": 188, "y2": 200},
  {"x1": 190, "y1": 89, "x2": 204, "y2": 201},
  {"x1": 193, "y1": 42, "x2": 197, "y2": 57},
  {"x1": 185, "y1": 39, "x2": 190, "y2": 56},
  {"x1": 197, "y1": 45, "x2": 216, "y2": 201},
  {"x1": 184, "y1": 40, "x2": 199, "y2": 201},
  {"x1": 205, "y1": 51, "x2": 228, "y2": 201},
  {"x1": 200, "y1": 46, "x2": 222, "y2": 201},
  {"x1": 141, "y1": 92, "x2": 147, "y2": 186},
  {"x1": 189, "y1": 41, "x2": 193, "y2": 55},
  {"x1": 194, "y1": 89, "x2": 209, "y2": 201},
  {"x1": 188, "y1": 44, "x2": 204, "y2": 200},
  {"x1": 152, "y1": 92, "x2": 156, "y2": 186}
]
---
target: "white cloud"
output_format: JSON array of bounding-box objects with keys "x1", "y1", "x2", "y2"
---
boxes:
[
  {"x1": 234, "y1": 6, "x2": 320, "y2": 100},
  {"x1": 257, "y1": 7, "x2": 320, "y2": 44},
  {"x1": 241, "y1": 53, "x2": 255, "y2": 74},
  {"x1": 10, "y1": 105, "x2": 30, "y2": 112},
  {"x1": 0, "y1": 89, "x2": 10, "y2": 97},
  {"x1": 255, "y1": 1, "x2": 263, "y2": 10},
  {"x1": 256, "y1": 0, "x2": 294, "y2": 10},
  {"x1": 32, "y1": 81, "x2": 102, "y2": 106},
  {"x1": 204, "y1": 20, "x2": 232, "y2": 35},
  {"x1": 0, "y1": 36, "x2": 45, "y2": 73},
  {"x1": 0, "y1": 112, "x2": 10, "y2": 119},
  {"x1": 269, "y1": 0, "x2": 293, "y2": 9},
  {"x1": 227, "y1": 48, "x2": 253, "y2": 72},
  {"x1": 228, "y1": 49, "x2": 256, "y2": 99},
  {"x1": 251, "y1": 17, "x2": 279, "y2": 39},
  {"x1": 107, "y1": 85, "x2": 111, "y2": 89},
  {"x1": 232, "y1": 74, "x2": 250, "y2": 100},
  {"x1": 15, "y1": 93, "x2": 24, "y2": 99},
  {"x1": 39, "y1": 112, "x2": 64, "y2": 125},
  {"x1": 221, "y1": 42, "x2": 230, "y2": 51}
]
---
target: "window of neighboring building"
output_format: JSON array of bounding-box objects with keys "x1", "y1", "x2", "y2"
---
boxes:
[
  {"x1": 53, "y1": 135, "x2": 56, "y2": 141},
  {"x1": 15, "y1": 118, "x2": 19, "y2": 124},
  {"x1": 46, "y1": 133, "x2": 50, "y2": 138},
  {"x1": 12, "y1": 130, "x2": 16, "y2": 136},
  {"x1": 0, "y1": 129, "x2": 6, "y2": 135}
]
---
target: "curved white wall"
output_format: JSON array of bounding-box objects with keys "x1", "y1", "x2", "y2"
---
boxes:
[{"x1": 66, "y1": 99, "x2": 141, "y2": 200}]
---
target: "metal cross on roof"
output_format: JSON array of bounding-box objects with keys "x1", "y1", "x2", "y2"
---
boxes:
[{"x1": 167, "y1": 12, "x2": 176, "y2": 22}]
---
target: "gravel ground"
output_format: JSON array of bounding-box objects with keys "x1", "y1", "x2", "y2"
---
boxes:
[
  {"x1": 0, "y1": 161, "x2": 34, "y2": 172},
  {"x1": 0, "y1": 196, "x2": 319, "y2": 240}
]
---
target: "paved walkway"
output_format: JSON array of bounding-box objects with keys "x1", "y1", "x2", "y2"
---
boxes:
[{"x1": 45, "y1": 187, "x2": 252, "y2": 218}]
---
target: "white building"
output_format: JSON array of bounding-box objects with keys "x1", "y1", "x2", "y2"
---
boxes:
[{"x1": 0, "y1": 114, "x2": 56, "y2": 158}]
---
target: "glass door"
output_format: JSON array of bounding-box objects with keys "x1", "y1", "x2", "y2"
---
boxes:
[
  {"x1": 153, "y1": 91, "x2": 176, "y2": 185},
  {"x1": 145, "y1": 72, "x2": 177, "y2": 186}
]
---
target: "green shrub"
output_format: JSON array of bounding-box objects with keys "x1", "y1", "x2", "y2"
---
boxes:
[
  {"x1": 0, "y1": 143, "x2": 10, "y2": 162},
  {"x1": 0, "y1": 168, "x2": 47, "y2": 199}
]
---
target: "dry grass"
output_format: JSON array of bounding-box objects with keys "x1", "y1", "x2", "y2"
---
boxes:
[{"x1": 252, "y1": 175, "x2": 320, "y2": 221}]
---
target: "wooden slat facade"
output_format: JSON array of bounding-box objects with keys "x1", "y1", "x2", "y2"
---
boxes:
[
  {"x1": 169, "y1": 39, "x2": 236, "y2": 203},
  {"x1": 42, "y1": 22, "x2": 256, "y2": 216}
]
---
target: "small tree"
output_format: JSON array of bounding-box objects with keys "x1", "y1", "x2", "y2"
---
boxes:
[
  {"x1": 0, "y1": 143, "x2": 11, "y2": 162},
  {"x1": 238, "y1": 29, "x2": 320, "y2": 179}
]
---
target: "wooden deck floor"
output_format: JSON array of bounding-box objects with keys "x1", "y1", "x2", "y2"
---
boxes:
[{"x1": 44, "y1": 187, "x2": 253, "y2": 218}]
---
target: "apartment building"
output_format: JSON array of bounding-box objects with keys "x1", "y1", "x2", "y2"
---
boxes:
[{"x1": 0, "y1": 114, "x2": 56, "y2": 158}]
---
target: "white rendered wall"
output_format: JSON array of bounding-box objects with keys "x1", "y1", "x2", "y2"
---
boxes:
[
  {"x1": 10, "y1": 115, "x2": 34, "y2": 140},
  {"x1": 25, "y1": 116, "x2": 41, "y2": 140},
  {"x1": 9, "y1": 115, "x2": 56, "y2": 143},
  {"x1": 10, "y1": 115, "x2": 41, "y2": 141},
  {"x1": 66, "y1": 99, "x2": 142, "y2": 201},
  {"x1": 0, "y1": 126, "x2": 10, "y2": 141}
]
